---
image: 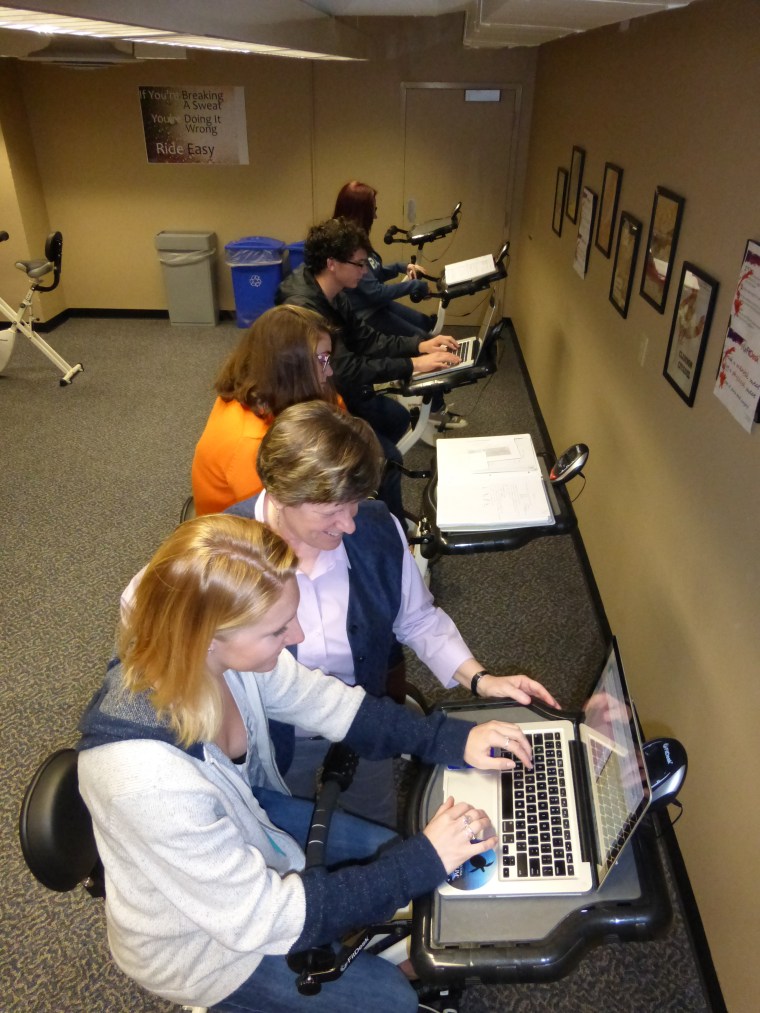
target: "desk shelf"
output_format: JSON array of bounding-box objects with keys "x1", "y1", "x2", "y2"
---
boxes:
[{"x1": 415, "y1": 454, "x2": 577, "y2": 560}]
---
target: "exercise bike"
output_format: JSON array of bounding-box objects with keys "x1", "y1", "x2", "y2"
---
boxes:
[
  {"x1": 382, "y1": 200, "x2": 509, "y2": 308},
  {"x1": 383, "y1": 202, "x2": 462, "y2": 256},
  {"x1": 286, "y1": 741, "x2": 461, "y2": 1013},
  {"x1": 0, "y1": 230, "x2": 83, "y2": 385},
  {"x1": 409, "y1": 240, "x2": 510, "y2": 310}
]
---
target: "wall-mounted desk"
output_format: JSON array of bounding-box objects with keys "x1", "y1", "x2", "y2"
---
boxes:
[
  {"x1": 406, "y1": 700, "x2": 671, "y2": 987},
  {"x1": 413, "y1": 454, "x2": 577, "y2": 561}
]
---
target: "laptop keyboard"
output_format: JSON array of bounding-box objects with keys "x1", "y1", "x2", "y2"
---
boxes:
[
  {"x1": 498, "y1": 730, "x2": 577, "y2": 880},
  {"x1": 456, "y1": 336, "x2": 477, "y2": 364}
]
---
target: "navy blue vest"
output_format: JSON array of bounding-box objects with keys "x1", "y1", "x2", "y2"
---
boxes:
[{"x1": 225, "y1": 496, "x2": 404, "y2": 772}]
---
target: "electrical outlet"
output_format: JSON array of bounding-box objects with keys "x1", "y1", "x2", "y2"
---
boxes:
[
  {"x1": 406, "y1": 197, "x2": 416, "y2": 224},
  {"x1": 639, "y1": 334, "x2": 649, "y2": 367}
]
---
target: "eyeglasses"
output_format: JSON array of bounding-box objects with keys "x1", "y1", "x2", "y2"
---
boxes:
[
  {"x1": 315, "y1": 352, "x2": 331, "y2": 373},
  {"x1": 340, "y1": 258, "x2": 369, "y2": 269}
]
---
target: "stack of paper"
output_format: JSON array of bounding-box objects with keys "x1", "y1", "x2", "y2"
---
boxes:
[
  {"x1": 436, "y1": 433, "x2": 554, "y2": 531},
  {"x1": 443, "y1": 254, "x2": 495, "y2": 287}
]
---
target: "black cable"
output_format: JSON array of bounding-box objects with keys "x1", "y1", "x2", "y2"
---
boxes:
[
  {"x1": 668, "y1": 800, "x2": 684, "y2": 826},
  {"x1": 569, "y1": 473, "x2": 587, "y2": 502}
]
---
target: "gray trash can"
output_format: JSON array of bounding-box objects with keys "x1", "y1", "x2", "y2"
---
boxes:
[{"x1": 155, "y1": 230, "x2": 219, "y2": 325}]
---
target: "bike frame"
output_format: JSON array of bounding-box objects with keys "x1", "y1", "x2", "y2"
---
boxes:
[{"x1": 0, "y1": 231, "x2": 83, "y2": 385}]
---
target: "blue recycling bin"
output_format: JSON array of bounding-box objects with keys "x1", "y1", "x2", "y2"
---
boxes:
[
  {"x1": 286, "y1": 240, "x2": 306, "y2": 271},
  {"x1": 225, "y1": 236, "x2": 286, "y2": 328}
]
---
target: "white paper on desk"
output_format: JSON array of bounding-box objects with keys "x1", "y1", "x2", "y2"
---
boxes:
[
  {"x1": 444, "y1": 253, "x2": 495, "y2": 287},
  {"x1": 436, "y1": 434, "x2": 553, "y2": 530},
  {"x1": 437, "y1": 433, "x2": 539, "y2": 474}
]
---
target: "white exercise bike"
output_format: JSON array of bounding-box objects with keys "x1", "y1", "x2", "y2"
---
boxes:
[{"x1": 0, "y1": 230, "x2": 83, "y2": 385}]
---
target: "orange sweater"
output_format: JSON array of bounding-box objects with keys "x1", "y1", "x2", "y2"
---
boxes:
[{"x1": 191, "y1": 398, "x2": 271, "y2": 515}]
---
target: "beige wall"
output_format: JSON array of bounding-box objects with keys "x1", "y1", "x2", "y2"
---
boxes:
[
  {"x1": 0, "y1": 15, "x2": 536, "y2": 318},
  {"x1": 9, "y1": 52, "x2": 315, "y2": 313},
  {"x1": 510, "y1": 1, "x2": 760, "y2": 1009},
  {"x1": 2, "y1": 1, "x2": 751, "y2": 1004},
  {"x1": 0, "y1": 61, "x2": 64, "y2": 318}
]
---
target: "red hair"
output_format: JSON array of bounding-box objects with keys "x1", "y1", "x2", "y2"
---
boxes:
[{"x1": 333, "y1": 180, "x2": 377, "y2": 236}]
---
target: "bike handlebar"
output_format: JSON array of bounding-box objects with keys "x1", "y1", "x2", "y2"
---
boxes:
[{"x1": 287, "y1": 742, "x2": 360, "y2": 994}]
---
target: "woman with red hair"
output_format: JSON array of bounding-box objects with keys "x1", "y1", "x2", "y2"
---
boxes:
[{"x1": 333, "y1": 180, "x2": 436, "y2": 339}]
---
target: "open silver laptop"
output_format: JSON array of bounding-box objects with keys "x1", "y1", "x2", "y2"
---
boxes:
[
  {"x1": 414, "y1": 297, "x2": 498, "y2": 380},
  {"x1": 439, "y1": 639, "x2": 651, "y2": 898}
]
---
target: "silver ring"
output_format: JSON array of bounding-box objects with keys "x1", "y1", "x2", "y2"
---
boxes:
[
  {"x1": 504, "y1": 736, "x2": 511, "y2": 750},
  {"x1": 463, "y1": 814, "x2": 472, "y2": 827}
]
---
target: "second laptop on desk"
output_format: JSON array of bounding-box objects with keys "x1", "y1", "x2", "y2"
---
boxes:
[
  {"x1": 436, "y1": 432, "x2": 554, "y2": 530},
  {"x1": 412, "y1": 298, "x2": 498, "y2": 382}
]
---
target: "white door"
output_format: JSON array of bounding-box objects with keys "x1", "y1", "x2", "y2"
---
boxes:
[{"x1": 402, "y1": 83, "x2": 520, "y2": 325}]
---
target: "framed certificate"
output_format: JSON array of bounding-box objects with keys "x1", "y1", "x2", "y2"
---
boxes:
[
  {"x1": 663, "y1": 262, "x2": 718, "y2": 406},
  {"x1": 610, "y1": 213, "x2": 642, "y2": 319},
  {"x1": 640, "y1": 186, "x2": 685, "y2": 313}
]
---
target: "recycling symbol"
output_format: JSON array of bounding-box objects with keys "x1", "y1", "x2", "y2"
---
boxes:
[{"x1": 249, "y1": 275, "x2": 263, "y2": 287}]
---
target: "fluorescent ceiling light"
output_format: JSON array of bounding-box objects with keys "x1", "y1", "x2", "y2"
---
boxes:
[
  {"x1": 0, "y1": 5, "x2": 361, "y2": 59},
  {"x1": 0, "y1": 8, "x2": 168, "y2": 37},
  {"x1": 139, "y1": 34, "x2": 356, "y2": 59}
]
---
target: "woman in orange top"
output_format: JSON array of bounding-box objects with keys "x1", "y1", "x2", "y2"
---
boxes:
[{"x1": 192, "y1": 305, "x2": 339, "y2": 515}]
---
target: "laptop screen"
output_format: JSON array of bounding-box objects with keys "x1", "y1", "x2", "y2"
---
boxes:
[
  {"x1": 579, "y1": 640, "x2": 651, "y2": 885},
  {"x1": 476, "y1": 300, "x2": 497, "y2": 343}
]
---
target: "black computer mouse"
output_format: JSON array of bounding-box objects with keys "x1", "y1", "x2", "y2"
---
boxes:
[
  {"x1": 549, "y1": 443, "x2": 589, "y2": 484},
  {"x1": 643, "y1": 737, "x2": 688, "y2": 809}
]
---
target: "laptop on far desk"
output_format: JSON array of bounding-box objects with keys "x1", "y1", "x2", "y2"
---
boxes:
[
  {"x1": 412, "y1": 297, "x2": 498, "y2": 382},
  {"x1": 439, "y1": 639, "x2": 651, "y2": 899}
]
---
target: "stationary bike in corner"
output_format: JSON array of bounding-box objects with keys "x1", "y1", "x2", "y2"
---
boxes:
[{"x1": 0, "y1": 230, "x2": 83, "y2": 385}]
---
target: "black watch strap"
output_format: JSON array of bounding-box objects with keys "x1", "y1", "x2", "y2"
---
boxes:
[{"x1": 470, "y1": 670, "x2": 490, "y2": 697}]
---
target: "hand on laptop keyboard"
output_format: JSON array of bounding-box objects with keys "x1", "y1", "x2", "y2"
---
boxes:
[
  {"x1": 418, "y1": 334, "x2": 458, "y2": 355},
  {"x1": 411, "y1": 349, "x2": 462, "y2": 374},
  {"x1": 463, "y1": 720, "x2": 533, "y2": 771}
]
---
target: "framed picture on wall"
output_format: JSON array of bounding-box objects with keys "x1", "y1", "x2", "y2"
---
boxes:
[
  {"x1": 573, "y1": 186, "x2": 597, "y2": 278},
  {"x1": 595, "y1": 162, "x2": 623, "y2": 258},
  {"x1": 663, "y1": 262, "x2": 719, "y2": 406},
  {"x1": 609, "y1": 212, "x2": 642, "y2": 318},
  {"x1": 566, "y1": 146, "x2": 585, "y2": 223},
  {"x1": 639, "y1": 186, "x2": 685, "y2": 312},
  {"x1": 552, "y1": 167, "x2": 568, "y2": 236}
]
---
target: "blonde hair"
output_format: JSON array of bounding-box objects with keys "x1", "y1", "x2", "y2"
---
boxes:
[
  {"x1": 119, "y1": 515, "x2": 297, "y2": 746},
  {"x1": 257, "y1": 401, "x2": 385, "y2": 505}
]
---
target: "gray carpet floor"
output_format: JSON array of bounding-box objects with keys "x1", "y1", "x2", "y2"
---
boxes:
[{"x1": 0, "y1": 315, "x2": 713, "y2": 1011}]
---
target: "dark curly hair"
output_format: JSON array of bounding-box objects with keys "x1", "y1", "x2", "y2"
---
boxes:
[{"x1": 304, "y1": 217, "x2": 370, "y2": 274}]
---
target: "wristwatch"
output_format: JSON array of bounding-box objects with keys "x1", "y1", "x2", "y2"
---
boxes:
[{"x1": 470, "y1": 670, "x2": 490, "y2": 697}]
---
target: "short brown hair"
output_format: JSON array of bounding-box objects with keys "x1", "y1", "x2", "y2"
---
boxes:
[
  {"x1": 257, "y1": 401, "x2": 384, "y2": 506},
  {"x1": 215, "y1": 304, "x2": 338, "y2": 417}
]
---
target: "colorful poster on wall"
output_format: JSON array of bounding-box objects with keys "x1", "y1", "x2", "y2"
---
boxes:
[
  {"x1": 139, "y1": 85, "x2": 249, "y2": 165},
  {"x1": 713, "y1": 240, "x2": 760, "y2": 432}
]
